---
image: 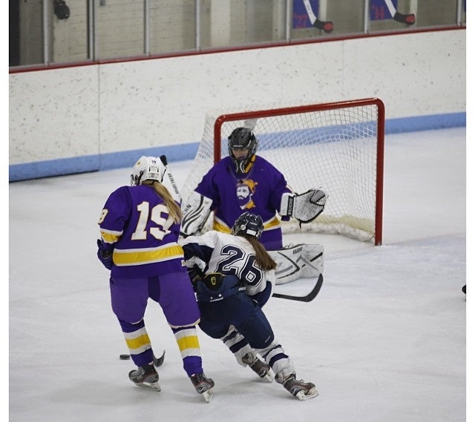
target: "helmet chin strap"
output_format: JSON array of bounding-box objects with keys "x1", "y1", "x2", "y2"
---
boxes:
[
  {"x1": 234, "y1": 155, "x2": 256, "y2": 174},
  {"x1": 235, "y1": 160, "x2": 246, "y2": 173}
]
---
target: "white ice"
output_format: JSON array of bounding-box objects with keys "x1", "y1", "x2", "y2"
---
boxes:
[{"x1": 9, "y1": 128, "x2": 467, "y2": 422}]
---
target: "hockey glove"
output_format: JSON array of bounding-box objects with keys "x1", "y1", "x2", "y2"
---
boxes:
[
  {"x1": 187, "y1": 264, "x2": 205, "y2": 285},
  {"x1": 280, "y1": 189, "x2": 327, "y2": 224},
  {"x1": 97, "y1": 239, "x2": 114, "y2": 270}
]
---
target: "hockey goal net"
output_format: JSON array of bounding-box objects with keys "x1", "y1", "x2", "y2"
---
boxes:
[{"x1": 181, "y1": 98, "x2": 385, "y2": 245}]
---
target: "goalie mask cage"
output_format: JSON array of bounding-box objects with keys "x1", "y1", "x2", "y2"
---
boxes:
[{"x1": 181, "y1": 98, "x2": 385, "y2": 245}]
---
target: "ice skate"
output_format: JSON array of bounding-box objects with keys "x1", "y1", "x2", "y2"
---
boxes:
[
  {"x1": 242, "y1": 353, "x2": 273, "y2": 382},
  {"x1": 190, "y1": 372, "x2": 215, "y2": 403},
  {"x1": 277, "y1": 373, "x2": 318, "y2": 401},
  {"x1": 129, "y1": 363, "x2": 161, "y2": 391}
]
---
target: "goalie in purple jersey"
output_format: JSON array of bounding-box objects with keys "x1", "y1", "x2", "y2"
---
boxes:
[
  {"x1": 179, "y1": 212, "x2": 318, "y2": 401},
  {"x1": 181, "y1": 127, "x2": 327, "y2": 250},
  {"x1": 97, "y1": 155, "x2": 214, "y2": 402},
  {"x1": 181, "y1": 127, "x2": 327, "y2": 284}
]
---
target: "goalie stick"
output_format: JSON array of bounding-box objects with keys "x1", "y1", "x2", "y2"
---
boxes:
[{"x1": 272, "y1": 274, "x2": 323, "y2": 303}]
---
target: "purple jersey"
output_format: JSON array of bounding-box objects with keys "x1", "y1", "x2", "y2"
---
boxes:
[
  {"x1": 98, "y1": 185, "x2": 185, "y2": 279},
  {"x1": 195, "y1": 155, "x2": 292, "y2": 249}
]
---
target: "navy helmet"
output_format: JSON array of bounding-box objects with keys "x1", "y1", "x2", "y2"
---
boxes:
[{"x1": 231, "y1": 212, "x2": 264, "y2": 240}]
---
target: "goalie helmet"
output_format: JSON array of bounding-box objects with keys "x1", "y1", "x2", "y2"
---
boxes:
[
  {"x1": 228, "y1": 127, "x2": 258, "y2": 173},
  {"x1": 130, "y1": 156, "x2": 167, "y2": 186},
  {"x1": 231, "y1": 212, "x2": 264, "y2": 240}
]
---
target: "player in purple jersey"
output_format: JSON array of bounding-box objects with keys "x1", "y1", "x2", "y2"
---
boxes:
[
  {"x1": 97, "y1": 155, "x2": 214, "y2": 402},
  {"x1": 181, "y1": 127, "x2": 327, "y2": 251},
  {"x1": 179, "y1": 212, "x2": 318, "y2": 401}
]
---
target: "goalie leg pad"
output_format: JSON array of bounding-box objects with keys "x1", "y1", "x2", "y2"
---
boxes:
[
  {"x1": 269, "y1": 244, "x2": 324, "y2": 285},
  {"x1": 301, "y1": 244, "x2": 324, "y2": 278}
]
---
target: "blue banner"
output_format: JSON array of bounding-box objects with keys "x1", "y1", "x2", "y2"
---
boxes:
[
  {"x1": 371, "y1": 0, "x2": 398, "y2": 21},
  {"x1": 293, "y1": 0, "x2": 320, "y2": 28}
]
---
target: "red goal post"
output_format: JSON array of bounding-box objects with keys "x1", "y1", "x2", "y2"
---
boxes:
[{"x1": 181, "y1": 98, "x2": 385, "y2": 245}]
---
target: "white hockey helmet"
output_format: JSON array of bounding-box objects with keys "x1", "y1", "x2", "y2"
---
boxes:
[{"x1": 130, "y1": 156, "x2": 167, "y2": 186}]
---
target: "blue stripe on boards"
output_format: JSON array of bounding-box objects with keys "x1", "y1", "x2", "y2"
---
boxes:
[{"x1": 9, "y1": 112, "x2": 465, "y2": 182}]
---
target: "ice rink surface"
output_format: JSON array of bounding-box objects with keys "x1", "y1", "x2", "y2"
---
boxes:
[{"x1": 9, "y1": 128, "x2": 467, "y2": 422}]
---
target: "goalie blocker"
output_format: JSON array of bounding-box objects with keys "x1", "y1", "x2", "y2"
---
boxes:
[
  {"x1": 270, "y1": 243, "x2": 323, "y2": 285},
  {"x1": 181, "y1": 191, "x2": 213, "y2": 236}
]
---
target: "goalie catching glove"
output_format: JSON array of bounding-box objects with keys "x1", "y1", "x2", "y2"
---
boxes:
[{"x1": 280, "y1": 189, "x2": 327, "y2": 224}]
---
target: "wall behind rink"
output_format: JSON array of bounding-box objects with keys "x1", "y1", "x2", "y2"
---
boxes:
[{"x1": 9, "y1": 29, "x2": 466, "y2": 181}]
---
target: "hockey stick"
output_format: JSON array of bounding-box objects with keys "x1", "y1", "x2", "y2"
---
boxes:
[
  {"x1": 153, "y1": 350, "x2": 166, "y2": 367},
  {"x1": 160, "y1": 155, "x2": 182, "y2": 203},
  {"x1": 119, "y1": 350, "x2": 166, "y2": 367},
  {"x1": 272, "y1": 274, "x2": 323, "y2": 303}
]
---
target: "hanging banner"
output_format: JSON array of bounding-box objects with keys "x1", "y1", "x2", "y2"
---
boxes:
[
  {"x1": 371, "y1": 0, "x2": 398, "y2": 20},
  {"x1": 293, "y1": 0, "x2": 320, "y2": 28}
]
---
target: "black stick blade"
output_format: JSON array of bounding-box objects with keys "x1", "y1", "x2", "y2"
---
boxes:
[{"x1": 272, "y1": 274, "x2": 323, "y2": 303}]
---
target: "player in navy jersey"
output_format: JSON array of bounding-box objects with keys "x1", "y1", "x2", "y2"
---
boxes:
[
  {"x1": 181, "y1": 127, "x2": 327, "y2": 250},
  {"x1": 180, "y1": 212, "x2": 318, "y2": 401},
  {"x1": 97, "y1": 155, "x2": 214, "y2": 402}
]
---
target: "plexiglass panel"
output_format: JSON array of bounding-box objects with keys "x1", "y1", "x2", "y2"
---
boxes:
[{"x1": 9, "y1": 0, "x2": 466, "y2": 68}]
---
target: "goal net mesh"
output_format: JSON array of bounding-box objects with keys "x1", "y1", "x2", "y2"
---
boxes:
[{"x1": 180, "y1": 99, "x2": 384, "y2": 244}]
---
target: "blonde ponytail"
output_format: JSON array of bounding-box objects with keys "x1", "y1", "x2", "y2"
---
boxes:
[{"x1": 142, "y1": 180, "x2": 182, "y2": 223}]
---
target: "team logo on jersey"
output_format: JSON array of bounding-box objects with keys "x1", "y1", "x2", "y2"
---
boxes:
[{"x1": 236, "y1": 179, "x2": 258, "y2": 210}]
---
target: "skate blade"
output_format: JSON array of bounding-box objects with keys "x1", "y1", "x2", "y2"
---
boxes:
[
  {"x1": 201, "y1": 388, "x2": 214, "y2": 403},
  {"x1": 295, "y1": 387, "x2": 318, "y2": 401},
  {"x1": 136, "y1": 381, "x2": 162, "y2": 392},
  {"x1": 262, "y1": 372, "x2": 274, "y2": 383}
]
